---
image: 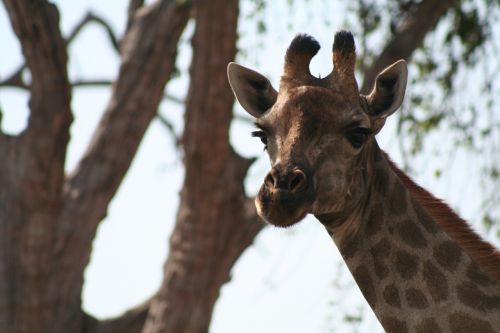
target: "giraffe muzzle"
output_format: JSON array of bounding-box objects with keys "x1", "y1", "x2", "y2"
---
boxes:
[
  {"x1": 264, "y1": 167, "x2": 307, "y2": 193},
  {"x1": 256, "y1": 164, "x2": 315, "y2": 227}
]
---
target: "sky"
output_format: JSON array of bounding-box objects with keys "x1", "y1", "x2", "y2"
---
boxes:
[{"x1": 0, "y1": 1, "x2": 498, "y2": 332}]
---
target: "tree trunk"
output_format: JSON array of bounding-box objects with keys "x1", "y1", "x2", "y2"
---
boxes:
[
  {"x1": 50, "y1": 2, "x2": 190, "y2": 331},
  {"x1": 142, "y1": 1, "x2": 263, "y2": 332},
  {"x1": 0, "y1": 1, "x2": 72, "y2": 332},
  {"x1": 0, "y1": 1, "x2": 189, "y2": 332}
]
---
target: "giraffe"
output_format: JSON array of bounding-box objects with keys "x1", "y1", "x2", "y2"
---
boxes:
[{"x1": 227, "y1": 31, "x2": 500, "y2": 332}]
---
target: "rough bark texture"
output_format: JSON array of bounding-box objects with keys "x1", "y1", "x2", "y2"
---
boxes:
[
  {"x1": 0, "y1": 0, "x2": 189, "y2": 332},
  {"x1": 360, "y1": 0, "x2": 458, "y2": 93},
  {"x1": 141, "y1": 1, "x2": 263, "y2": 332},
  {"x1": 0, "y1": 1, "x2": 72, "y2": 332},
  {"x1": 51, "y1": 2, "x2": 190, "y2": 331},
  {"x1": 87, "y1": 301, "x2": 151, "y2": 333}
]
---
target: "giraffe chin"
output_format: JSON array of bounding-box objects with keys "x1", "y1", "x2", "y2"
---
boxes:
[{"x1": 255, "y1": 188, "x2": 313, "y2": 228}]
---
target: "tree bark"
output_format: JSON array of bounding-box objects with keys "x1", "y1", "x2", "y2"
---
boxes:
[
  {"x1": 86, "y1": 301, "x2": 150, "y2": 333},
  {"x1": 0, "y1": 0, "x2": 190, "y2": 332},
  {"x1": 0, "y1": 1, "x2": 71, "y2": 332},
  {"x1": 50, "y1": 2, "x2": 190, "y2": 332},
  {"x1": 55, "y1": 0, "x2": 189, "y2": 253},
  {"x1": 142, "y1": 1, "x2": 263, "y2": 332}
]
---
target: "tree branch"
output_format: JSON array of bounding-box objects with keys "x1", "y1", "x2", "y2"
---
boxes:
[
  {"x1": 1, "y1": 79, "x2": 109, "y2": 90},
  {"x1": 0, "y1": 64, "x2": 26, "y2": 89},
  {"x1": 48, "y1": 1, "x2": 191, "y2": 330},
  {"x1": 142, "y1": 1, "x2": 264, "y2": 332},
  {"x1": 0, "y1": 11, "x2": 120, "y2": 90},
  {"x1": 0, "y1": 77, "x2": 185, "y2": 108},
  {"x1": 85, "y1": 301, "x2": 150, "y2": 333},
  {"x1": 126, "y1": 0, "x2": 145, "y2": 33},
  {"x1": 66, "y1": 12, "x2": 120, "y2": 53},
  {"x1": 156, "y1": 112, "x2": 181, "y2": 147},
  {"x1": 1, "y1": 0, "x2": 71, "y2": 330},
  {"x1": 360, "y1": 0, "x2": 458, "y2": 94},
  {"x1": 3, "y1": 0, "x2": 72, "y2": 141},
  {"x1": 0, "y1": 105, "x2": 3, "y2": 134}
]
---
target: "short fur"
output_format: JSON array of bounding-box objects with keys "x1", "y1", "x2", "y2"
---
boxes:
[
  {"x1": 331, "y1": 30, "x2": 358, "y2": 101},
  {"x1": 283, "y1": 34, "x2": 320, "y2": 80},
  {"x1": 386, "y1": 153, "x2": 500, "y2": 283}
]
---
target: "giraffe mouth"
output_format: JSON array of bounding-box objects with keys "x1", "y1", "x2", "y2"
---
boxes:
[{"x1": 255, "y1": 185, "x2": 314, "y2": 227}]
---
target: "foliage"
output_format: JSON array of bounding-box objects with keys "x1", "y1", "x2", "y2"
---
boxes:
[{"x1": 349, "y1": 0, "x2": 500, "y2": 231}]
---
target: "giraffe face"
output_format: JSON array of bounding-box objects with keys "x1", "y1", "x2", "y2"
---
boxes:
[
  {"x1": 228, "y1": 32, "x2": 407, "y2": 227},
  {"x1": 249, "y1": 87, "x2": 372, "y2": 226}
]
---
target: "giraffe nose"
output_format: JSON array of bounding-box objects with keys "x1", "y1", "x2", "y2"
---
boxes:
[{"x1": 264, "y1": 167, "x2": 307, "y2": 192}]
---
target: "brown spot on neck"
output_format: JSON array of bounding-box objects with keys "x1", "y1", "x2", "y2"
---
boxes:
[
  {"x1": 467, "y1": 262, "x2": 496, "y2": 286},
  {"x1": 381, "y1": 316, "x2": 408, "y2": 333},
  {"x1": 386, "y1": 153, "x2": 500, "y2": 283},
  {"x1": 364, "y1": 202, "x2": 384, "y2": 236},
  {"x1": 352, "y1": 266, "x2": 377, "y2": 308},
  {"x1": 370, "y1": 238, "x2": 391, "y2": 279},
  {"x1": 449, "y1": 313, "x2": 496, "y2": 333},
  {"x1": 457, "y1": 281, "x2": 500, "y2": 312},
  {"x1": 405, "y1": 288, "x2": 429, "y2": 309},
  {"x1": 387, "y1": 181, "x2": 407, "y2": 216},
  {"x1": 395, "y1": 250, "x2": 419, "y2": 279},
  {"x1": 339, "y1": 234, "x2": 359, "y2": 260},
  {"x1": 396, "y1": 218, "x2": 427, "y2": 249},
  {"x1": 383, "y1": 284, "x2": 401, "y2": 308},
  {"x1": 422, "y1": 260, "x2": 448, "y2": 302},
  {"x1": 433, "y1": 240, "x2": 462, "y2": 272},
  {"x1": 415, "y1": 318, "x2": 441, "y2": 333}
]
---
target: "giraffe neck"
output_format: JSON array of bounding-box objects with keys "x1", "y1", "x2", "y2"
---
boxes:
[{"x1": 319, "y1": 149, "x2": 500, "y2": 333}]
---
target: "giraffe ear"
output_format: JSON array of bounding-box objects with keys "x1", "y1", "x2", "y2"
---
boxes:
[
  {"x1": 365, "y1": 60, "x2": 408, "y2": 133},
  {"x1": 227, "y1": 62, "x2": 278, "y2": 118}
]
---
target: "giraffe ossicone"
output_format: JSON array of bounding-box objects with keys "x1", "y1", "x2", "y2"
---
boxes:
[{"x1": 228, "y1": 31, "x2": 500, "y2": 332}]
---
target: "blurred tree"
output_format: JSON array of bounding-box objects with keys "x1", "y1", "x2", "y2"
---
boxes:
[
  {"x1": 350, "y1": 0, "x2": 500, "y2": 224},
  {"x1": 0, "y1": 0, "x2": 498, "y2": 333}
]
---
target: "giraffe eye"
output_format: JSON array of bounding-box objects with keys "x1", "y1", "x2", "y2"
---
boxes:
[
  {"x1": 251, "y1": 130, "x2": 268, "y2": 149},
  {"x1": 346, "y1": 127, "x2": 372, "y2": 149}
]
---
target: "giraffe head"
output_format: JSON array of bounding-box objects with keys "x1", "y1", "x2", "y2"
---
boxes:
[{"x1": 228, "y1": 31, "x2": 407, "y2": 227}]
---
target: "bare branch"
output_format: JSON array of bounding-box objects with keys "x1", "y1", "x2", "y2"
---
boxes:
[
  {"x1": 1, "y1": 0, "x2": 71, "y2": 330},
  {"x1": 142, "y1": 1, "x2": 264, "y2": 332},
  {"x1": 85, "y1": 300, "x2": 150, "y2": 333},
  {"x1": 360, "y1": 0, "x2": 458, "y2": 94},
  {"x1": 163, "y1": 92, "x2": 184, "y2": 104},
  {"x1": 72, "y1": 79, "x2": 113, "y2": 87},
  {"x1": 66, "y1": 12, "x2": 120, "y2": 53},
  {"x1": 0, "y1": 105, "x2": 3, "y2": 136},
  {"x1": 75, "y1": 80, "x2": 186, "y2": 105},
  {"x1": 49, "y1": 2, "x2": 191, "y2": 327},
  {"x1": 0, "y1": 11, "x2": 120, "y2": 90},
  {"x1": 156, "y1": 112, "x2": 181, "y2": 147},
  {"x1": 0, "y1": 78, "x2": 112, "y2": 90},
  {"x1": 126, "y1": 0, "x2": 145, "y2": 32},
  {"x1": 0, "y1": 76, "x2": 187, "y2": 110},
  {"x1": 0, "y1": 64, "x2": 26, "y2": 89}
]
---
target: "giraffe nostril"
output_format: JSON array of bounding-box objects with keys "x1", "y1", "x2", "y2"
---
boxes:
[
  {"x1": 288, "y1": 169, "x2": 307, "y2": 192},
  {"x1": 264, "y1": 172, "x2": 276, "y2": 189},
  {"x1": 264, "y1": 167, "x2": 308, "y2": 192}
]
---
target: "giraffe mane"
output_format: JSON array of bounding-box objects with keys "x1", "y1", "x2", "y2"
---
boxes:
[{"x1": 385, "y1": 152, "x2": 500, "y2": 283}]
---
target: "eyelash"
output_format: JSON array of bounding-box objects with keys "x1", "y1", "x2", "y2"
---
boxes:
[
  {"x1": 346, "y1": 127, "x2": 372, "y2": 149},
  {"x1": 251, "y1": 130, "x2": 268, "y2": 150},
  {"x1": 250, "y1": 127, "x2": 370, "y2": 150}
]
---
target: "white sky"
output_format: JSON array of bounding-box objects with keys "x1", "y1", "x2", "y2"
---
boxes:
[{"x1": 0, "y1": 1, "x2": 498, "y2": 332}]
